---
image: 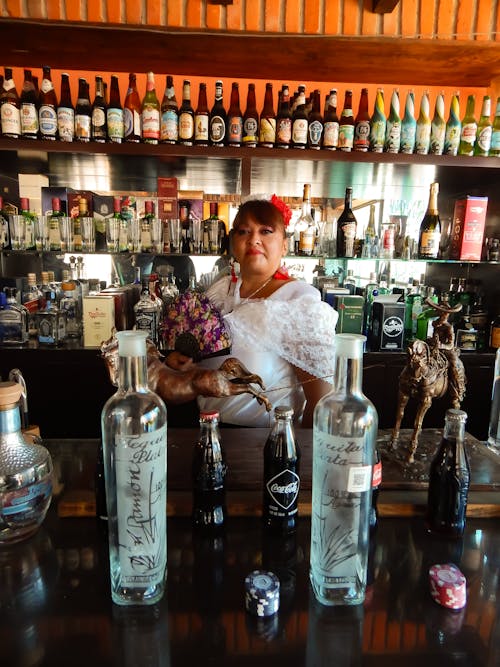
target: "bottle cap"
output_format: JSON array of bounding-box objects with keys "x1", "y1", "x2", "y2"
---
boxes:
[
  {"x1": 274, "y1": 405, "x2": 294, "y2": 419},
  {"x1": 200, "y1": 411, "x2": 219, "y2": 421},
  {"x1": 429, "y1": 563, "x2": 466, "y2": 610},
  {"x1": 0, "y1": 381, "x2": 23, "y2": 407},
  {"x1": 445, "y1": 409, "x2": 467, "y2": 423},
  {"x1": 116, "y1": 330, "x2": 148, "y2": 357},
  {"x1": 244, "y1": 570, "x2": 280, "y2": 617}
]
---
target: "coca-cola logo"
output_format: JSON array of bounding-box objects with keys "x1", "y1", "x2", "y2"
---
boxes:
[{"x1": 266, "y1": 469, "x2": 300, "y2": 510}]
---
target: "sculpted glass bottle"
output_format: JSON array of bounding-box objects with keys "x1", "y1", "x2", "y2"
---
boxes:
[
  {"x1": 400, "y1": 90, "x2": 416, "y2": 154},
  {"x1": 101, "y1": 330, "x2": 167, "y2": 605},
  {"x1": 430, "y1": 91, "x2": 446, "y2": 155},
  {"x1": 444, "y1": 92, "x2": 461, "y2": 156},
  {"x1": 418, "y1": 182, "x2": 441, "y2": 259},
  {"x1": 192, "y1": 411, "x2": 227, "y2": 528},
  {"x1": 369, "y1": 88, "x2": 386, "y2": 153},
  {"x1": 384, "y1": 88, "x2": 401, "y2": 153},
  {"x1": 310, "y1": 334, "x2": 377, "y2": 606}
]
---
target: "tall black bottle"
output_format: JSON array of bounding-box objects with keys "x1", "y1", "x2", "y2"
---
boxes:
[
  {"x1": 192, "y1": 411, "x2": 227, "y2": 528},
  {"x1": 263, "y1": 405, "x2": 300, "y2": 533},
  {"x1": 336, "y1": 186, "x2": 358, "y2": 258}
]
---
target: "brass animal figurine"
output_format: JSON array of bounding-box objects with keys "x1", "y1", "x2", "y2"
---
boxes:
[
  {"x1": 391, "y1": 300, "x2": 466, "y2": 463},
  {"x1": 101, "y1": 334, "x2": 273, "y2": 412}
]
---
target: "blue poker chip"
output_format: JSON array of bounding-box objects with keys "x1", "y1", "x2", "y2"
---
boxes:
[{"x1": 244, "y1": 570, "x2": 280, "y2": 617}]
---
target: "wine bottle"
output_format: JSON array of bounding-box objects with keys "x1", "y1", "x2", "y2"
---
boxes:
[
  {"x1": 310, "y1": 333, "x2": 377, "y2": 606},
  {"x1": 291, "y1": 85, "x2": 308, "y2": 149},
  {"x1": 430, "y1": 91, "x2": 446, "y2": 155},
  {"x1": 91, "y1": 75, "x2": 107, "y2": 143},
  {"x1": 444, "y1": 91, "x2": 461, "y2": 156},
  {"x1": 417, "y1": 181, "x2": 441, "y2": 259},
  {"x1": 101, "y1": 330, "x2": 167, "y2": 605},
  {"x1": 489, "y1": 96, "x2": 500, "y2": 157},
  {"x1": 20, "y1": 69, "x2": 39, "y2": 140},
  {"x1": 336, "y1": 187, "x2": 358, "y2": 258},
  {"x1": 369, "y1": 88, "x2": 386, "y2": 153},
  {"x1": 194, "y1": 82, "x2": 209, "y2": 146},
  {"x1": 276, "y1": 84, "x2": 292, "y2": 149},
  {"x1": 38, "y1": 65, "x2": 58, "y2": 140},
  {"x1": 178, "y1": 79, "x2": 195, "y2": 146},
  {"x1": 259, "y1": 82, "x2": 276, "y2": 148},
  {"x1": 160, "y1": 75, "x2": 178, "y2": 145},
  {"x1": 384, "y1": 88, "x2": 401, "y2": 153},
  {"x1": 338, "y1": 89, "x2": 354, "y2": 151},
  {"x1": 354, "y1": 87, "x2": 370, "y2": 152},
  {"x1": 141, "y1": 71, "x2": 160, "y2": 144},
  {"x1": 123, "y1": 73, "x2": 141, "y2": 143},
  {"x1": 57, "y1": 73, "x2": 75, "y2": 143},
  {"x1": 48, "y1": 197, "x2": 63, "y2": 251},
  {"x1": 242, "y1": 83, "x2": 259, "y2": 147},
  {"x1": 322, "y1": 89, "x2": 339, "y2": 150},
  {"x1": 307, "y1": 89, "x2": 323, "y2": 150},
  {"x1": 209, "y1": 80, "x2": 227, "y2": 147},
  {"x1": 474, "y1": 95, "x2": 492, "y2": 157},
  {"x1": 75, "y1": 78, "x2": 91, "y2": 142},
  {"x1": 400, "y1": 90, "x2": 416, "y2": 154},
  {"x1": 0, "y1": 68, "x2": 21, "y2": 139},
  {"x1": 227, "y1": 81, "x2": 243, "y2": 147},
  {"x1": 107, "y1": 75, "x2": 124, "y2": 144},
  {"x1": 415, "y1": 90, "x2": 431, "y2": 155},
  {"x1": 458, "y1": 94, "x2": 477, "y2": 156}
]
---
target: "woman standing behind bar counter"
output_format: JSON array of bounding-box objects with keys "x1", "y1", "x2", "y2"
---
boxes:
[{"x1": 168, "y1": 196, "x2": 338, "y2": 427}]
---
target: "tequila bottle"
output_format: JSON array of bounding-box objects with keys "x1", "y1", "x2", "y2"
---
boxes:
[
  {"x1": 35, "y1": 289, "x2": 66, "y2": 346},
  {"x1": 60, "y1": 280, "x2": 82, "y2": 339}
]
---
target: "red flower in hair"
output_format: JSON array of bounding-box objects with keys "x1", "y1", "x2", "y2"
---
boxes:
[{"x1": 270, "y1": 194, "x2": 292, "y2": 227}]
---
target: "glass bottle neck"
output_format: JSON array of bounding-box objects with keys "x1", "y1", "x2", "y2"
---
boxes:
[
  {"x1": 0, "y1": 405, "x2": 22, "y2": 437},
  {"x1": 333, "y1": 354, "x2": 363, "y2": 396},
  {"x1": 443, "y1": 417, "x2": 466, "y2": 442},
  {"x1": 118, "y1": 354, "x2": 149, "y2": 392}
]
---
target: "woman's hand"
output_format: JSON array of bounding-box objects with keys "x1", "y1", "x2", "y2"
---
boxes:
[{"x1": 165, "y1": 350, "x2": 194, "y2": 371}]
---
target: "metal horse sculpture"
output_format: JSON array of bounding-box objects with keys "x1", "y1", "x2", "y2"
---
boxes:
[{"x1": 390, "y1": 301, "x2": 466, "y2": 463}]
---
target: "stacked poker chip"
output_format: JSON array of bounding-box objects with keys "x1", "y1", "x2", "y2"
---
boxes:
[
  {"x1": 244, "y1": 570, "x2": 280, "y2": 618},
  {"x1": 429, "y1": 563, "x2": 467, "y2": 610}
]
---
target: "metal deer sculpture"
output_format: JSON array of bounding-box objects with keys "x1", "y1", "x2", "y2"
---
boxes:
[{"x1": 390, "y1": 300, "x2": 466, "y2": 463}]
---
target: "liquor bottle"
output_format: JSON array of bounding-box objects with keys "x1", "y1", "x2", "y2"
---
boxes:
[
  {"x1": 474, "y1": 95, "x2": 492, "y2": 156},
  {"x1": 227, "y1": 81, "x2": 243, "y2": 147},
  {"x1": 400, "y1": 90, "x2": 416, "y2": 154},
  {"x1": 426, "y1": 409, "x2": 470, "y2": 538},
  {"x1": 343, "y1": 269, "x2": 357, "y2": 294},
  {"x1": 363, "y1": 203, "x2": 377, "y2": 258},
  {"x1": 159, "y1": 75, "x2": 178, "y2": 145},
  {"x1": 338, "y1": 89, "x2": 354, "y2": 151},
  {"x1": 363, "y1": 272, "x2": 379, "y2": 335},
  {"x1": 259, "y1": 82, "x2": 276, "y2": 148},
  {"x1": 444, "y1": 92, "x2": 461, "y2": 156},
  {"x1": 336, "y1": 187, "x2": 358, "y2": 258},
  {"x1": 140, "y1": 199, "x2": 155, "y2": 252},
  {"x1": 141, "y1": 71, "x2": 160, "y2": 144},
  {"x1": 488, "y1": 348, "x2": 500, "y2": 448},
  {"x1": 57, "y1": 73, "x2": 74, "y2": 142},
  {"x1": 403, "y1": 279, "x2": 422, "y2": 342},
  {"x1": 263, "y1": 405, "x2": 300, "y2": 533},
  {"x1": 48, "y1": 197, "x2": 63, "y2": 251},
  {"x1": 384, "y1": 88, "x2": 401, "y2": 153},
  {"x1": 36, "y1": 288, "x2": 66, "y2": 346},
  {"x1": 369, "y1": 448, "x2": 382, "y2": 534},
  {"x1": 112, "y1": 196, "x2": 128, "y2": 253},
  {"x1": 417, "y1": 182, "x2": 441, "y2": 259},
  {"x1": 369, "y1": 88, "x2": 386, "y2": 153},
  {"x1": 295, "y1": 183, "x2": 315, "y2": 256},
  {"x1": 322, "y1": 89, "x2": 339, "y2": 150},
  {"x1": 0, "y1": 67, "x2": 21, "y2": 139},
  {"x1": 38, "y1": 65, "x2": 58, "y2": 140},
  {"x1": 416, "y1": 297, "x2": 439, "y2": 341},
  {"x1": 209, "y1": 80, "x2": 227, "y2": 147},
  {"x1": 192, "y1": 411, "x2": 227, "y2": 528},
  {"x1": 291, "y1": 85, "x2": 308, "y2": 149},
  {"x1": 491, "y1": 314, "x2": 500, "y2": 349},
  {"x1": 178, "y1": 79, "x2": 195, "y2": 146},
  {"x1": 20, "y1": 69, "x2": 39, "y2": 140},
  {"x1": 194, "y1": 82, "x2": 210, "y2": 146},
  {"x1": 134, "y1": 278, "x2": 162, "y2": 345},
  {"x1": 310, "y1": 333, "x2": 377, "y2": 606},
  {"x1": 458, "y1": 94, "x2": 477, "y2": 156},
  {"x1": 430, "y1": 91, "x2": 446, "y2": 155},
  {"x1": 20, "y1": 197, "x2": 35, "y2": 251},
  {"x1": 101, "y1": 330, "x2": 167, "y2": 605},
  {"x1": 60, "y1": 280, "x2": 82, "y2": 339},
  {"x1": 276, "y1": 84, "x2": 292, "y2": 148},
  {"x1": 0, "y1": 380, "x2": 52, "y2": 543},
  {"x1": 354, "y1": 87, "x2": 370, "y2": 152},
  {"x1": 0, "y1": 196, "x2": 9, "y2": 250},
  {"x1": 91, "y1": 75, "x2": 107, "y2": 142},
  {"x1": 489, "y1": 96, "x2": 500, "y2": 157},
  {"x1": 307, "y1": 89, "x2": 323, "y2": 150},
  {"x1": 75, "y1": 78, "x2": 91, "y2": 142},
  {"x1": 71, "y1": 197, "x2": 87, "y2": 253},
  {"x1": 242, "y1": 83, "x2": 259, "y2": 147},
  {"x1": 415, "y1": 90, "x2": 431, "y2": 155},
  {"x1": 107, "y1": 75, "x2": 124, "y2": 144},
  {"x1": 123, "y1": 73, "x2": 141, "y2": 142},
  {"x1": 22, "y1": 272, "x2": 42, "y2": 337},
  {"x1": 0, "y1": 287, "x2": 29, "y2": 345}
]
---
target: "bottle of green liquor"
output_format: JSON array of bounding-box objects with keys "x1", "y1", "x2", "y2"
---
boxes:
[
  {"x1": 430, "y1": 92, "x2": 446, "y2": 155},
  {"x1": 400, "y1": 90, "x2": 416, "y2": 154},
  {"x1": 415, "y1": 91, "x2": 431, "y2": 155},
  {"x1": 444, "y1": 92, "x2": 461, "y2": 156},
  {"x1": 369, "y1": 88, "x2": 386, "y2": 153},
  {"x1": 384, "y1": 88, "x2": 401, "y2": 153},
  {"x1": 474, "y1": 95, "x2": 492, "y2": 157},
  {"x1": 458, "y1": 94, "x2": 477, "y2": 156}
]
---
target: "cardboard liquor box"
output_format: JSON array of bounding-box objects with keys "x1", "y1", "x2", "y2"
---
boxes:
[
  {"x1": 449, "y1": 196, "x2": 488, "y2": 261},
  {"x1": 82, "y1": 295, "x2": 116, "y2": 348},
  {"x1": 41, "y1": 187, "x2": 75, "y2": 215},
  {"x1": 68, "y1": 190, "x2": 94, "y2": 219},
  {"x1": 369, "y1": 299, "x2": 405, "y2": 351},
  {"x1": 330, "y1": 294, "x2": 364, "y2": 334}
]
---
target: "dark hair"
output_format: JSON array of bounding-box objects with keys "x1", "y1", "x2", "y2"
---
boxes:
[{"x1": 232, "y1": 199, "x2": 286, "y2": 237}]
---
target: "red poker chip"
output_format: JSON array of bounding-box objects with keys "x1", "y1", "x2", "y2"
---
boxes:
[{"x1": 429, "y1": 563, "x2": 467, "y2": 610}]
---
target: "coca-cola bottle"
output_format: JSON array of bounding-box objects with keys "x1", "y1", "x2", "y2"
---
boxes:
[
  {"x1": 192, "y1": 411, "x2": 227, "y2": 528},
  {"x1": 263, "y1": 405, "x2": 301, "y2": 534}
]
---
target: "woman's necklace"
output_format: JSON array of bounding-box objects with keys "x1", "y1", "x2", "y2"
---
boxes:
[{"x1": 237, "y1": 275, "x2": 274, "y2": 307}]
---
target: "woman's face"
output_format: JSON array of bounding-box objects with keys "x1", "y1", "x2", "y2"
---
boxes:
[{"x1": 232, "y1": 215, "x2": 287, "y2": 277}]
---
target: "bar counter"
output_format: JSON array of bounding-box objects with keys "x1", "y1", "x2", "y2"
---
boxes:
[{"x1": 3, "y1": 432, "x2": 500, "y2": 666}]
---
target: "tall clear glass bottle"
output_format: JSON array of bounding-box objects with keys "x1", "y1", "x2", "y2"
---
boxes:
[
  {"x1": 310, "y1": 334, "x2": 377, "y2": 606},
  {"x1": 101, "y1": 330, "x2": 167, "y2": 605},
  {"x1": 295, "y1": 183, "x2": 314, "y2": 256}
]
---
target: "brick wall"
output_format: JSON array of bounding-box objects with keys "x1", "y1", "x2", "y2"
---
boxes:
[{"x1": 2, "y1": 0, "x2": 499, "y2": 41}]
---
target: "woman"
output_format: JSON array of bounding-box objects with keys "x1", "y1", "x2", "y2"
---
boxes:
[{"x1": 170, "y1": 196, "x2": 338, "y2": 427}]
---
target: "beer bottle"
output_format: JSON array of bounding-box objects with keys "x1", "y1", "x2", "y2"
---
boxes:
[
  {"x1": 227, "y1": 81, "x2": 243, "y2": 147},
  {"x1": 415, "y1": 90, "x2": 431, "y2": 155},
  {"x1": 322, "y1": 89, "x2": 339, "y2": 150},
  {"x1": 259, "y1": 82, "x2": 276, "y2": 148},
  {"x1": 354, "y1": 87, "x2": 370, "y2": 152},
  {"x1": 123, "y1": 73, "x2": 141, "y2": 143},
  {"x1": 194, "y1": 82, "x2": 209, "y2": 146},
  {"x1": 38, "y1": 65, "x2": 58, "y2": 140},
  {"x1": 209, "y1": 80, "x2": 227, "y2": 147},
  {"x1": 57, "y1": 73, "x2": 75, "y2": 143},
  {"x1": 458, "y1": 94, "x2": 477, "y2": 156},
  {"x1": 444, "y1": 91, "x2": 461, "y2": 156},
  {"x1": 384, "y1": 88, "x2": 401, "y2": 153},
  {"x1": 178, "y1": 79, "x2": 195, "y2": 146},
  {"x1": 107, "y1": 75, "x2": 124, "y2": 144},
  {"x1": 160, "y1": 75, "x2": 178, "y2": 145},
  {"x1": 400, "y1": 90, "x2": 416, "y2": 154},
  {"x1": 192, "y1": 411, "x2": 227, "y2": 528},
  {"x1": 291, "y1": 84, "x2": 308, "y2": 149},
  {"x1": 307, "y1": 89, "x2": 323, "y2": 150},
  {"x1": 20, "y1": 69, "x2": 39, "y2": 140},
  {"x1": 75, "y1": 78, "x2": 91, "y2": 143},
  {"x1": 430, "y1": 91, "x2": 446, "y2": 155},
  {"x1": 263, "y1": 405, "x2": 300, "y2": 534},
  {"x1": 489, "y1": 96, "x2": 500, "y2": 157},
  {"x1": 474, "y1": 95, "x2": 492, "y2": 157},
  {"x1": 0, "y1": 67, "x2": 21, "y2": 139},
  {"x1": 141, "y1": 71, "x2": 160, "y2": 144},
  {"x1": 276, "y1": 84, "x2": 292, "y2": 148},
  {"x1": 91, "y1": 76, "x2": 107, "y2": 143},
  {"x1": 338, "y1": 89, "x2": 354, "y2": 151},
  {"x1": 369, "y1": 88, "x2": 386, "y2": 153},
  {"x1": 242, "y1": 83, "x2": 259, "y2": 147}
]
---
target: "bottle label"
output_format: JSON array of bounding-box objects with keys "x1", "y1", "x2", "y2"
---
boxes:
[
  {"x1": 419, "y1": 229, "x2": 440, "y2": 257},
  {"x1": 308, "y1": 119, "x2": 323, "y2": 147},
  {"x1": 243, "y1": 117, "x2": 258, "y2": 142},
  {"x1": 1, "y1": 103, "x2": 21, "y2": 135},
  {"x1": 415, "y1": 123, "x2": 431, "y2": 154},
  {"x1": 299, "y1": 230, "x2": 314, "y2": 254},
  {"x1": 323, "y1": 121, "x2": 339, "y2": 148},
  {"x1": 107, "y1": 108, "x2": 124, "y2": 141},
  {"x1": 460, "y1": 122, "x2": 477, "y2": 145},
  {"x1": 490, "y1": 129, "x2": 500, "y2": 152},
  {"x1": 265, "y1": 468, "x2": 300, "y2": 517},
  {"x1": 20, "y1": 103, "x2": 39, "y2": 134},
  {"x1": 477, "y1": 126, "x2": 492, "y2": 152},
  {"x1": 115, "y1": 426, "x2": 167, "y2": 585},
  {"x1": 57, "y1": 107, "x2": 75, "y2": 141},
  {"x1": 39, "y1": 105, "x2": 57, "y2": 136},
  {"x1": 194, "y1": 114, "x2": 208, "y2": 142},
  {"x1": 400, "y1": 123, "x2": 416, "y2": 153},
  {"x1": 276, "y1": 117, "x2": 292, "y2": 145},
  {"x1": 430, "y1": 123, "x2": 445, "y2": 154},
  {"x1": 259, "y1": 117, "x2": 276, "y2": 144},
  {"x1": 179, "y1": 112, "x2": 194, "y2": 140},
  {"x1": 385, "y1": 121, "x2": 401, "y2": 153},
  {"x1": 41, "y1": 79, "x2": 53, "y2": 94},
  {"x1": 210, "y1": 115, "x2": 226, "y2": 142},
  {"x1": 354, "y1": 120, "x2": 370, "y2": 150},
  {"x1": 372, "y1": 460, "x2": 382, "y2": 488},
  {"x1": 1, "y1": 478, "x2": 52, "y2": 520},
  {"x1": 338, "y1": 123, "x2": 354, "y2": 150},
  {"x1": 75, "y1": 113, "x2": 91, "y2": 140},
  {"x1": 292, "y1": 118, "x2": 308, "y2": 144},
  {"x1": 141, "y1": 107, "x2": 160, "y2": 139},
  {"x1": 160, "y1": 109, "x2": 178, "y2": 142},
  {"x1": 370, "y1": 120, "x2": 386, "y2": 152},
  {"x1": 124, "y1": 108, "x2": 141, "y2": 138},
  {"x1": 228, "y1": 116, "x2": 243, "y2": 143},
  {"x1": 444, "y1": 124, "x2": 460, "y2": 154}
]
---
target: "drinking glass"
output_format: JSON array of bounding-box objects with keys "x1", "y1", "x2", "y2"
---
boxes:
[
  {"x1": 35, "y1": 215, "x2": 50, "y2": 251},
  {"x1": 190, "y1": 217, "x2": 203, "y2": 254},
  {"x1": 81, "y1": 216, "x2": 96, "y2": 252},
  {"x1": 151, "y1": 218, "x2": 163, "y2": 254},
  {"x1": 128, "y1": 217, "x2": 141, "y2": 253},
  {"x1": 106, "y1": 218, "x2": 120, "y2": 253},
  {"x1": 208, "y1": 220, "x2": 219, "y2": 254},
  {"x1": 168, "y1": 218, "x2": 181, "y2": 253},
  {"x1": 9, "y1": 215, "x2": 26, "y2": 251},
  {"x1": 59, "y1": 216, "x2": 74, "y2": 252}
]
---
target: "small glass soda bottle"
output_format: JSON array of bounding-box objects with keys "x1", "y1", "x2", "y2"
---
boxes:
[{"x1": 192, "y1": 411, "x2": 227, "y2": 528}]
